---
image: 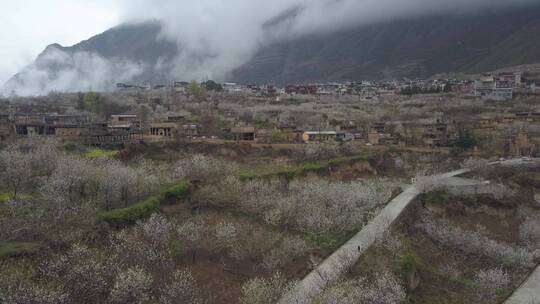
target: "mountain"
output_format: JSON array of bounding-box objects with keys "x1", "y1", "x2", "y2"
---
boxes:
[
  {"x1": 4, "y1": 5, "x2": 540, "y2": 94},
  {"x1": 232, "y1": 5, "x2": 540, "y2": 84},
  {"x1": 4, "y1": 21, "x2": 178, "y2": 95}
]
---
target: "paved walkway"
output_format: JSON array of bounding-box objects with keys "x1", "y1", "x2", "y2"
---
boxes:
[
  {"x1": 278, "y1": 168, "x2": 470, "y2": 304},
  {"x1": 279, "y1": 159, "x2": 540, "y2": 304},
  {"x1": 504, "y1": 264, "x2": 540, "y2": 304}
]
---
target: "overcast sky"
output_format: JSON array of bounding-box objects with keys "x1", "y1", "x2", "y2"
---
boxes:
[
  {"x1": 0, "y1": 1, "x2": 121, "y2": 85},
  {"x1": 1, "y1": 0, "x2": 538, "y2": 92}
]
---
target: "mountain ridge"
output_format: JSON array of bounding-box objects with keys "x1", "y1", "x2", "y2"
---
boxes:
[{"x1": 4, "y1": 5, "x2": 540, "y2": 94}]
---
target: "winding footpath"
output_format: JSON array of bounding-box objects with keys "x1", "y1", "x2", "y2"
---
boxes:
[{"x1": 278, "y1": 159, "x2": 538, "y2": 304}]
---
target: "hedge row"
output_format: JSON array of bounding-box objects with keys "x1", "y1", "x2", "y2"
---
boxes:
[
  {"x1": 96, "y1": 179, "x2": 191, "y2": 227},
  {"x1": 163, "y1": 180, "x2": 191, "y2": 200},
  {"x1": 238, "y1": 153, "x2": 372, "y2": 180},
  {"x1": 96, "y1": 196, "x2": 160, "y2": 226}
]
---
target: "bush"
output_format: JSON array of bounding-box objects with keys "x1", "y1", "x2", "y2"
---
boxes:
[
  {"x1": 240, "y1": 272, "x2": 293, "y2": 304},
  {"x1": 400, "y1": 241, "x2": 419, "y2": 283},
  {"x1": 97, "y1": 196, "x2": 160, "y2": 226},
  {"x1": 163, "y1": 180, "x2": 190, "y2": 200},
  {"x1": 314, "y1": 271, "x2": 406, "y2": 304},
  {"x1": 416, "y1": 210, "x2": 535, "y2": 268},
  {"x1": 0, "y1": 241, "x2": 41, "y2": 258},
  {"x1": 422, "y1": 190, "x2": 450, "y2": 205},
  {"x1": 474, "y1": 267, "x2": 510, "y2": 301},
  {"x1": 110, "y1": 266, "x2": 153, "y2": 304}
]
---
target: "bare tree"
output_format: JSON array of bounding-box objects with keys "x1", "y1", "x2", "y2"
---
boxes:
[{"x1": 0, "y1": 145, "x2": 32, "y2": 200}]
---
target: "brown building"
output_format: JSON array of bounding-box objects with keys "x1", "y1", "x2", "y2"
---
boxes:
[
  {"x1": 86, "y1": 123, "x2": 143, "y2": 146},
  {"x1": 231, "y1": 127, "x2": 256, "y2": 141},
  {"x1": 368, "y1": 131, "x2": 399, "y2": 145},
  {"x1": 504, "y1": 130, "x2": 536, "y2": 157},
  {"x1": 55, "y1": 126, "x2": 85, "y2": 140},
  {"x1": 0, "y1": 114, "x2": 13, "y2": 141},
  {"x1": 149, "y1": 122, "x2": 176, "y2": 137},
  {"x1": 476, "y1": 117, "x2": 498, "y2": 130},
  {"x1": 422, "y1": 120, "x2": 452, "y2": 148}
]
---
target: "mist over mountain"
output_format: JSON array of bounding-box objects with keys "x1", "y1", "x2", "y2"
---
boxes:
[
  {"x1": 233, "y1": 5, "x2": 540, "y2": 84},
  {"x1": 3, "y1": 3, "x2": 540, "y2": 95}
]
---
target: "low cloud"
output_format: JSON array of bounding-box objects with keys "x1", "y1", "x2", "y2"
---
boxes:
[
  {"x1": 3, "y1": 0, "x2": 539, "y2": 95},
  {"x1": 3, "y1": 48, "x2": 145, "y2": 96}
]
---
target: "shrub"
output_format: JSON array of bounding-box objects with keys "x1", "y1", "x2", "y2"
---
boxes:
[
  {"x1": 159, "y1": 269, "x2": 200, "y2": 304},
  {"x1": 83, "y1": 148, "x2": 120, "y2": 159},
  {"x1": 109, "y1": 215, "x2": 175, "y2": 268},
  {"x1": 214, "y1": 222, "x2": 238, "y2": 251},
  {"x1": 416, "y1": 210, "x2": 535, "y2": 268},
  {"x1": 97, "y1": 196, "x2": 160, "y2": 226},
  {"x1": 422, "y1": 190, "x2": 450, "y2": 205},
  {"x1": 240, "y1": 272, "x2": 294, "y2": 304},
  {"x1": 163, "y1": 180, "x2": 190, "y2": 200},
  {"x1": 474, "y1": 267, "x2": 510, "y2": 301},
  {"x1": 0, "y1": 241, "x2": 41, "y2": 258},
  {"x1": 42, "y1": 244, "x2": 113, "y2": 303},
  {"x1": 400, "y1": 250, "x2": 418, "y2": 281},
  {"x1": 174, "y1": 154, "x2": 238, "y2": 181},
  {"x1": 261, "y1": 235, "x2": 310, "y2": 271},
  {"x1": 110, "y1": 266, "x2": 153, "y2": 304},
  {"x1": 520, "y1": 215, "x2": 540, "y2": 251},
  {"x1": 314, "y1": 271, "x2": 406, "y2": 304}
]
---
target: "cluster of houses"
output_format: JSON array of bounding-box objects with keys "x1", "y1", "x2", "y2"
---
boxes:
[
  {"x1": 471, "y1": 72, "x2": 521, "y2": 100},
  {"x1": 114, "y1": 70, "x2": 540, "y2": 101},
  {"x1": 227, "y1": 110, "x2": 539, "y2": 157},
  {"x1": 0, "y1": 111, "x2": 201, "y2": 146},
  {"x1": 1, "y1": 108, "x2": 537, "y2": 157}
]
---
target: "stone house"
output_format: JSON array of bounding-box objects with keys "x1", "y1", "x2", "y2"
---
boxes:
[
  {"x1": 504, "y1": 130, "x2": 536, "y2": 157},
  {"x1": 231, "y1": 126, "x2": 256, "y2": 141},
  {"x1": 149, "y1": 122, "x2": 176, "y2": 138},
  {"x1": 302, "y1": 131, "x2": 345, "y2": 143},
  {"x1": 0, "y1": 114, "x2": 13, "y2": 141},
  {"x1": 476, "y1": 117, "x2": 498, "y2": 130}
]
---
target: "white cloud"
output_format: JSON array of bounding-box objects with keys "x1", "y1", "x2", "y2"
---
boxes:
[
  {"x1": 3, "y1": 48, "x2": 146, "y2": 96},
  {"x1": 1, "y1": 0, "x2": 538, "y2": 95},
  {"x1": 0, "y1": 0, "x2": 121, "y2": 86}
]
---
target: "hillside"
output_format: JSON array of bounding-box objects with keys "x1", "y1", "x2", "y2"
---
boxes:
[{"x1": 232, "y1": 5, "x2": 540, "y2": 84}]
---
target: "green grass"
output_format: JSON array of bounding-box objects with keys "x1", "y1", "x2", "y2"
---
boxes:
[
  {"x1": 237, "y1": 153, "x2": 372, "y2": 180},
  {"x1": 421, "y1": 190, "x2": 450, "y2": 205},
  {"x1": 83, "y1": 148, "x2": 120, "y2": 158},
  {"x1": 96, "y1": 196, "x2": 160, "y2": 226},
  {"x1": 0, "y1": 192, "x2": 35, "y2": 203},
  {"x1": 163, "y1": 180, "x2": 191, "y2": 200},
  {"x1": 0, "y1": 241, "x2": 41, "y2": 258},
  {"x1": 400, "y1": 237, "x2": 419, "y2": 283},
  {"x1": 96, "y1": 179, "x2": 191, "y2": 227}
]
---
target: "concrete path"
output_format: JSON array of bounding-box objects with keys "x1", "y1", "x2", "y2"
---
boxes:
[
  {"x1": 279, "y1": 158, "x2": 539, "y2": 304},
  {"x1": 504, "y1": 264, "x2": 540, "y2": 304},
  {"x1": 278, "y1": 168, "x2": 470, "y2": 304}
]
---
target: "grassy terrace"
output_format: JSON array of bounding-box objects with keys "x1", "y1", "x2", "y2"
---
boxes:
[
  {"x1": 83, "y1": 148, "x2": 120, "y2": 158},
  {"x1": 97, "y1": 179, "x2": 191, "y2": 227},
  {"x1": 0, "y1": 241, "x2": 41, "y2": 258},
  {"x1": 0, "y1": 192, "x2": 35, "y2": 203},
  {"x1": 236, "y1": 152, "x2": 373, "y2": 180}
]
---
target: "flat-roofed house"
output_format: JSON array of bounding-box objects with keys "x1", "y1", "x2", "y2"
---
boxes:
[
  {"x1": 149, "y1": 122, "x2": 176, "y2": 138},
  {"x1": 0, "y1": 114, "x2": 12, "y2": 141},
  {"x1": 86, "y1": 123, "x2": 143, "y2": 146},
  {"x1": 504, "y1": 130, "x2": 536, "y2": 157},
  {"x1": 302, "y1": 131, "x2": 347, "y2": 143},
  {"x1": 231, "y1": 126, "x2": 256, "y2": 141}
]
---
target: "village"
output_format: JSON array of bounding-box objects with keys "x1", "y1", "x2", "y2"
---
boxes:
[{"x1": 1, "y1": 69, "x2": 539, "y2": 158}]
